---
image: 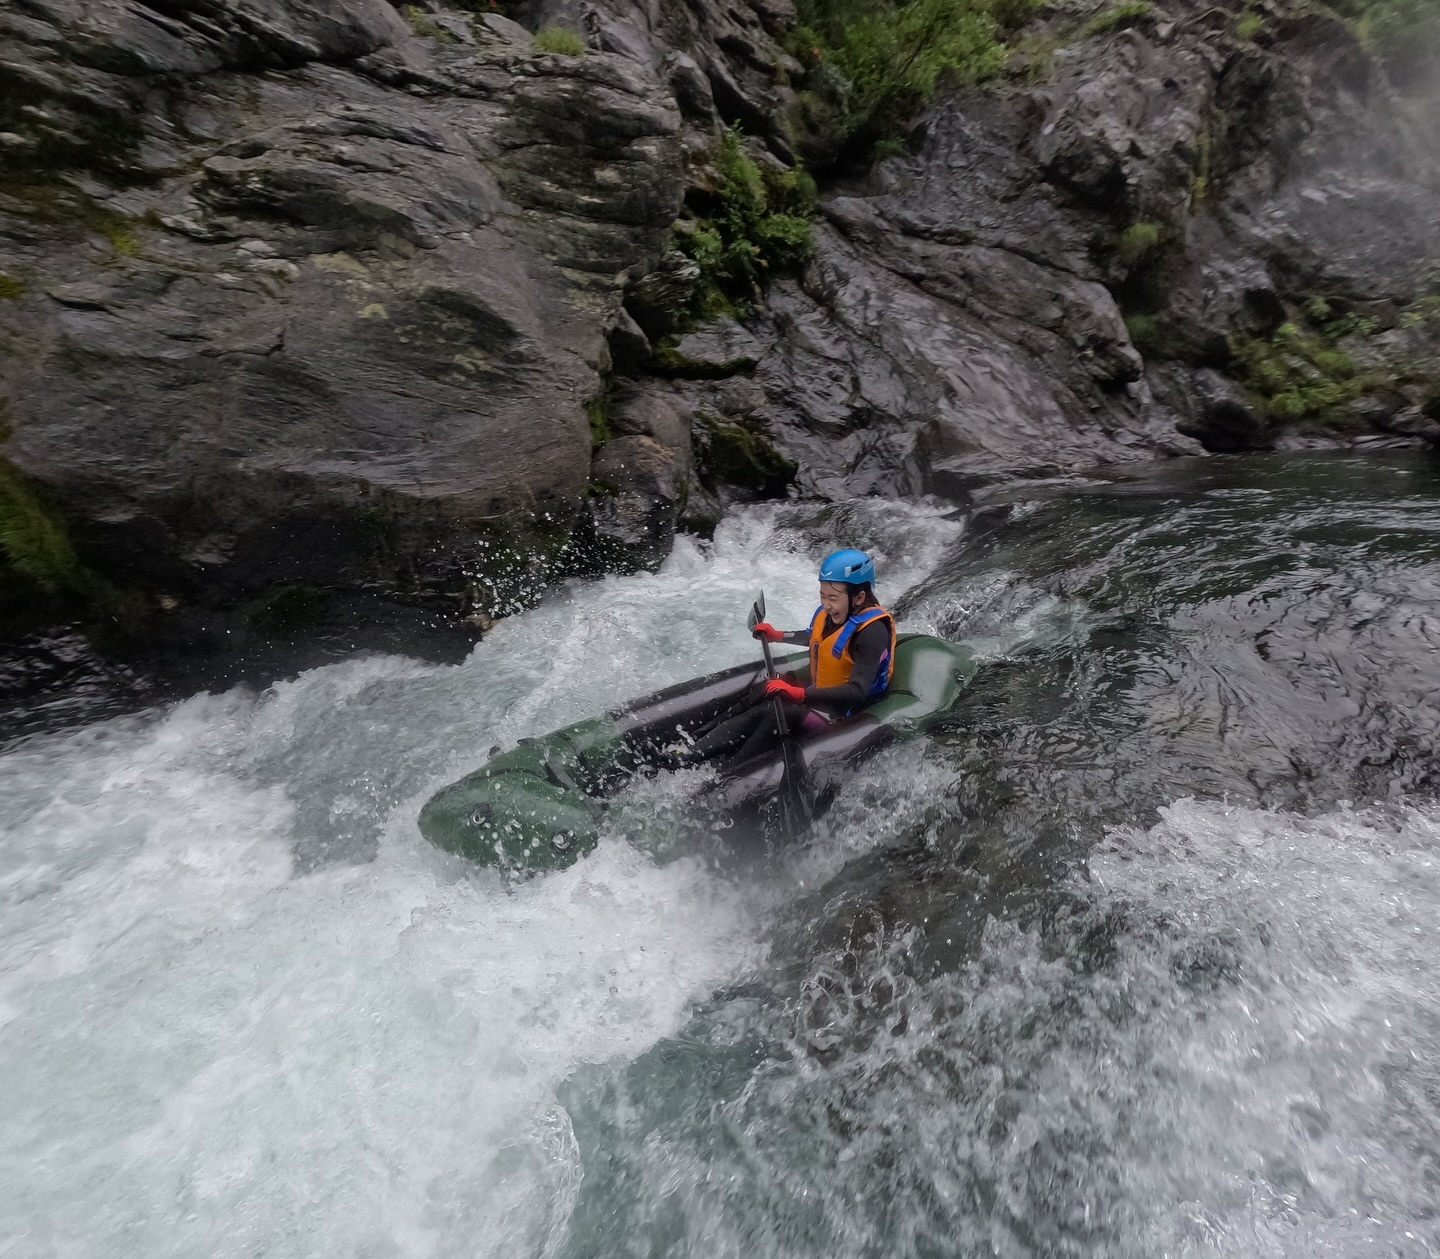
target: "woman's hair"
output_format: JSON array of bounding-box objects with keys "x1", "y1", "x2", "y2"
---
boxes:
[{"x1": 849, "y1": 581, "x2": 875, "y2": 606}]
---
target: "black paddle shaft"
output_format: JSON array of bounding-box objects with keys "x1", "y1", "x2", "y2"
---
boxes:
[
  {"x1": 748, "y1": 592, "x2": 789, "y2": 736},
  {"x1": 747, "y1": 589, "x2": 814, "y2": 834}
]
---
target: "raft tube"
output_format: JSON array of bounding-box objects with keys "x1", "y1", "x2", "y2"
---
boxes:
[{"x1": 419, "y1": 634, "x2": 977, "y2": 875}]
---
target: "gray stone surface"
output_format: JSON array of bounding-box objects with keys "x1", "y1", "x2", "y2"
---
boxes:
[
  {"x1": 3, "y1": 0, "x2": 1439, "y2": 622},
  {"x1": 586, "y1": 384, "x2": 693, "y2": 568},
  {"x1": 0, "y1": 0, "x2": 686, "y2": 600}
]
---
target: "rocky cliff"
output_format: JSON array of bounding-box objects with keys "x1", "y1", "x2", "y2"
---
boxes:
[{"x1": 1, "y1": 0, "x2": 1437, "y2": 643}]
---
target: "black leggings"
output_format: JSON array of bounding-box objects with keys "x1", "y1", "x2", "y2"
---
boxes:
[{"x1": 689, "y1": 699, "x2": 816, "y2": 766}]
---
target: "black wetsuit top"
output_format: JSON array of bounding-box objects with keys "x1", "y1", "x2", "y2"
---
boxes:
[{"x1": 779, "y1": 617, "x2": 891, "y2": 714}]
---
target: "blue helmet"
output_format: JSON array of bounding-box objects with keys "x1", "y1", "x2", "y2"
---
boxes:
[{"x1": 818, "y1": 548, "x2": 875, "y2": 587}]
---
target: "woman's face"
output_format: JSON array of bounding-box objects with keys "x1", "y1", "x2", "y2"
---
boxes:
[{"x1": 819, "y1": 581, "x2": 852, "y2": 623}]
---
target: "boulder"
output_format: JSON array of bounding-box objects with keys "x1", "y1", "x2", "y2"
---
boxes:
[
  {"x1": 581, "y1": 383, "x2": 693, "y2": 569},
  {"x1": 1152, "y1": 365, "x2": 1271, "y2": 453}
]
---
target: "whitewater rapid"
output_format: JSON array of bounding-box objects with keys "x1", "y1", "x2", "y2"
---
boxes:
[
  {"x1": 0, "y1": 502, "x2": 958, "y2": 1257},
  {"x1": 5, "y1": 465, "x2": 1440, "y2": 1259}
]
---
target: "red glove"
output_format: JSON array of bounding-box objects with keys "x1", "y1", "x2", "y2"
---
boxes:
[
  {"x1": 762, "y1": 678, "x2": 805, "y2": 703},
  {"x1": 751, "y1": 621, "x2": 785, "y2": 643}
]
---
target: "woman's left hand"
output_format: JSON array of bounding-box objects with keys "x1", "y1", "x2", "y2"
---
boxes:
[{"x1": 762, "y1": 678, "x2": 805, "y2": 703}]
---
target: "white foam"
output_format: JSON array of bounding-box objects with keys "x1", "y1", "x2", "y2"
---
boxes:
[
  {"x1": 0, "y1": 500, "x2": 965, "y2": 1257},
  {"x1": 1086, "y1": 797, "x2": 1440, "y2": 1256},
  {"x1": 0, "y1": 700, "x2": 767, "y2": 1257}
]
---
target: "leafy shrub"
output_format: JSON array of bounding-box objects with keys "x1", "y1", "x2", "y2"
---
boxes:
[
  {"x1": 533, "y1": 25, "x2": 585, "y2": 55},
  {"x1": 1320, "y1": 0, "x2": 1440, "y2": 85},
  {"x1": 402, "y1": 5, "x2": 456, "y2": 42},
  {"x1": 673, "y1": 128, "x2": 816, "y2": 313},
  {"x1": 1084, "y1": 0, "x2": 1152, "y2": 36},
  {"x1": 1231, "y1": 318, "x2": 1381, "y2": 422},
  {"x1": 789, "y1": 0, "x2": 1034, "y2": 165}
]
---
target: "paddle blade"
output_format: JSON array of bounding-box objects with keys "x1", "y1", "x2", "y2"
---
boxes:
[{"x1": 748, "y1": 590, "x2": 766, "y2": 631}]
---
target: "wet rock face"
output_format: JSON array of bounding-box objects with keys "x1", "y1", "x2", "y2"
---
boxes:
[
  {"x1": 584, "y1": 384, "x2": 694, "y2": 569},
  {"x1": 1024, "y1": 7, "x2": 1440, "y2": 446},
  {"x1": 745, "y1": 218, "x2": 1184, "y2": 499},
  {"x1": 700, "y1": 2, "x2": 1440, "y2": 481},
  {"x1": 3, "y1": 0, "x2": 1439, "y2": 631},
  {"x1": 0, "y1": 0, "x2": 686, "y2": 604}
]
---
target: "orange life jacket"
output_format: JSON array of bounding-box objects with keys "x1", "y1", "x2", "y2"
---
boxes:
[{"x1": 808, "y1": 603, "x2": 897, "y2": 703}]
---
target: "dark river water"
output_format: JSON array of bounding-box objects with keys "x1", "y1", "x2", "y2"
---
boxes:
[{"x1": 3, "y1": 451, "x2": 1439, "y2": 1257}]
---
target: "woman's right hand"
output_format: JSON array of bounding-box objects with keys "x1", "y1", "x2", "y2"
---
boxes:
[{"x1": 750, "y1": 621, "x2": 785, "y2": 643}]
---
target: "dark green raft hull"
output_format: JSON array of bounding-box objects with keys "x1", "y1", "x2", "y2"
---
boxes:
[{"x1": 418, "y1": 634, "x2": 977, "y2": 875}]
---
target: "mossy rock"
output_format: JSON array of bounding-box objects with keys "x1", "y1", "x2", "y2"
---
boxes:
[
  {"x1": 460, "y1": 522, "x2": 579, "y2": 620},
  {"x1": 694, "y1": 414, "x2": 797, "y2": 498},
  {"x1": 1085, "y1": 0, "x2": 1153, "y2": 35},
  {"x1": 1231, "y1": 317, "x2": 1384, "y2": 423},
  {"x1": 0, "y1": 459, "x2": 88, "y2": 599},
  {"x1": 0, "y1": 451, "x2": 139, "y2": 634},
  {"x1": 0, "y1": 177, "x2": 150, "y2": 257},
  {"x1": 649, "y1": 341, "x2": 756, "y2": 380}
]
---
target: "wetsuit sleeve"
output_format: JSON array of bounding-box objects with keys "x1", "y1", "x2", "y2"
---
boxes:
[
  {"x1": 772, "y1": 628, "x2": 811, "y2": 685},
  {"x1": 804, "y1": 619, "x2": 889, "y2": 712}
]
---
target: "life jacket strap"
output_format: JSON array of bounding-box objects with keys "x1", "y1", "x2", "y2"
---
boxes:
[{"x1": 830, "y1": 606, "x2": 889, "y2": 658}]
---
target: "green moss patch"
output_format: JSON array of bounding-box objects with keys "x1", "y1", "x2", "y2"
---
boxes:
[
  {"x1": 1084, "y1": 0, "x2": 1152, "y2": 36},
  {"x1": 0, "y1": 406, "x2": 140, "y2": 629},
  {"x1": 0, "y1": 274, "x2": 24, "y2": 301},
  {"x1": 402, "y1": 6, "x2": 457, "y2": 41},
  {"x1": 1116, "y1": 221, "x2": 1162, "y2": 267},
  {"x1": 0, "y1": 460, "x2": 87, "y2": 597},
  {"x1": 1123, "y1": 312, "x2": 1170, "y2": 358},
  {"x1": 695, "y1": 414, "x2": 797, "y2": 498},
  {"x1": 1236, "y1": 10, "x2": 1265, "y2": 40},
  {"x1": 1190, "y1": 126, "x2": 1214, "y2": 206},
  {"x1": 585, "y1": 384, "x2": 613, "y2": 448},
  {"x1": 650, "y1": 338, "x2": 757, "y2": 380},
  {"x1": 0, "y1": 178, "x2": 149, "y2": 260},
  {"x1": 1401, "y1": 296, "x2": 1440, "y2": 329},
  {"x1": 533, "y1": 25, "x2": 586, "y2": 55}
]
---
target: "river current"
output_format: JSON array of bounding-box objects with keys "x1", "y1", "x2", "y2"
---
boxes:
[{"x1": 3, "y1": 452, "x2": 1439, "y2": 1257}]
